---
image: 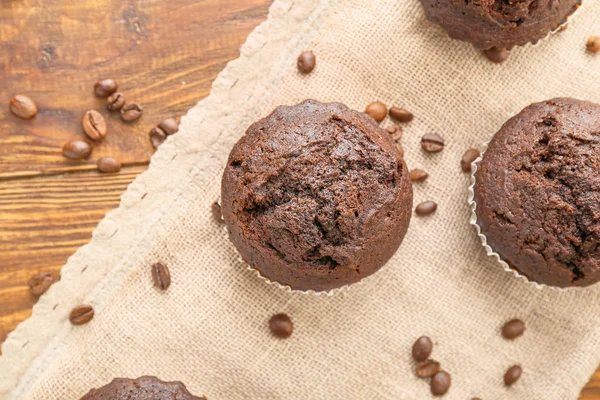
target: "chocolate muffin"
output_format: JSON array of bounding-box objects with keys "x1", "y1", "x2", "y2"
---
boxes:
[
  {"x1": 221, "y1": 100, "x2": 413, "y2": 292},
  {"x1": 474, "y1": 98, "x2": 600, "y2": 288},
  {"x1": 81, "y1": 376, "x2": 205, "y2": 400},
  {"x1": 420, "y1": 0, "x2": 581, "y2": 49}
]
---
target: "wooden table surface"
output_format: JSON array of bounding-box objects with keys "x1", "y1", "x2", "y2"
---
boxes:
[{"x1": 0, "y1": 1, "x2": 598, "y2": 398}]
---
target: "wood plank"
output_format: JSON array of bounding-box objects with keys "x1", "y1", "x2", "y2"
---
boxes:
[
  {"x1": 582, "y1": 378, "x2": 600, "y2": 400},
  {"x1": 0, "y1": 0, "x2": 272, "y2": 178},
  {"x1": 0, "y1": 165, "x2": 147, "y2": 350},
  {"x1": 0, "y1": 0, "x2": 272, "y2": 356}
]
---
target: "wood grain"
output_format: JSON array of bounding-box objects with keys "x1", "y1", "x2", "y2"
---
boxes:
[
  {"x1": 0, "y1": 0, "x2": 271, "y2": 178},
  {"x1": 0, "y1": 0, "x2": 599, "y2": 398},
  {"x1": 0, "y1": 0, "x2": 272, "y2": 351},
  {"x1": 0, "y1": 165, "x2": 147, "y2": 344}
]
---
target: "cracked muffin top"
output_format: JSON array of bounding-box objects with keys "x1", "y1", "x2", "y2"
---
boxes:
[
  {"x1": 81, "y1": 376, "x2": 206, "y2": 400},
  {"x1": 221, "y1": 100, "x2": 413, "y2": 292},
  {"x1": 419, "y1": 0, "x2": 581, "y2": 49},
  {"x1": 474, "y1": 98, "x2": 600, "y2": 288}
]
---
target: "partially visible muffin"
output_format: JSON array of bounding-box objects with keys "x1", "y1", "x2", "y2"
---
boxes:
[
  {"x1": 221, "y1": 100, "x2": 413, "y2": 292},
  {"x1": 473, "y1": 98, "x2": 600, "y2": 287},
  {"x1": 420, "y1": 0, "x2": 581, "y2": 49},
  {"x1": 81, "y1": 376, "x2": 205, "y2": 400}
]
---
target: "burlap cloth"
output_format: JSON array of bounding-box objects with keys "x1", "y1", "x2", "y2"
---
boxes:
[{"x1": 2, "y1": 0, "x2": 600, "y2": 398}]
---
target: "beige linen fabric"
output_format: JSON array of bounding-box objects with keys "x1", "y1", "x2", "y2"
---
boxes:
[{"x1": 2, "y1": 0, "x2": 600, "y2": 398}]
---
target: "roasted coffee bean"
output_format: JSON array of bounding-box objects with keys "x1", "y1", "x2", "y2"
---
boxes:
[
  {"x1": 159, "y1": 118, "x2": 179, "y2": 135},
  {"x1": 504, "y1": 365, "x2": 522, "y2": 386},
  {"x1": 431, "y1": 371, "x2": 451, "y2": 396},
  {"x1": 149, "y1": 127, "x2": 167, "y2": 148},
  {"x1": 121, "y1": 102, "x2": 143, "y2": 121},
  {"x1": 94, "y1": 79, "x2": 118, "y2": 97},
  {"x1": 472, "y1": 398, "x2": 482, "y2": 400},
  {"x1": 97, "y1": 157, "x2": 121, "y2": 173},
  {"x1": 82, "y1": 110, "x2": 108, "y2": 140},
  {"x1": 412, "y1": 336, "x2": 433, "y2": 361},
  {"x1": 483, "y1": 47, "x2": 510, "y2": 64},
  {"x1": 389, "y1": 107, "x2": 413, "y2": 123},
  {"x1": 70, "y1": 305, "x2": 94, "y2": 325},
  {"x1": 107, "y1": 92, "x2": 126, "y2": 111},
  {"x1": 386, "y1": 126, "x2": 400, "y2": 135},
  {"x1": 28, "y1": 272, "x2": 54, "y2": 296},
  {"x1": 297, "y1": 51, "x2": 316, "y2": 74},
  {"x1": 365, "y1": 101, "x2": 387, "y2": 123},
  {"x1": 587, "y1": 36, "x2": 600, "y2": 53},
  {"x1": 62, "y1": 139, "x2": 92, "y2": 160},
  {"x1": 211, "y1": 201, "x2": 224, "y2": 224},
  {"x1": 502, "y1": 319, "x2": 525, "y2": 340},
  {"x1": 416, "y1": 360, "x2": 441, "y2": 378},
  {"x1": 415, "y1": 201, "x2": 437, "y2": 216},
  {"x1": 269, "y1": 313, "x2": 293, "y2": 338},
  {"x1": 461, "y1": 148, "x2": 480, "y2": 172},
  {"x1": 409, "y1": 169, "x2": 428, "y2": 182},
  {"x1": 9, "y1": 95, "x2": 37, "y2": 119},
  {"x1": 151, "y1": 262, "x2": 171, "y2": 290},
  {"x1": 421, "y1": 133, "x2": 445, "y2": 153}
]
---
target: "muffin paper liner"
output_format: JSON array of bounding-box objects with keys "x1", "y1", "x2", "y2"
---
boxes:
[
  {"x1": 245, "y1": 262, "x2": 357, "y2": 297},
  {"x1": 467, "y1": 143, "x2": 586, "y2": 292},
  {"x1": 216, "y1": 199, "x2": 357, "y2": 296},
  {"x1": 529, "y1": 2, "x2": 582, "y2": 48}
]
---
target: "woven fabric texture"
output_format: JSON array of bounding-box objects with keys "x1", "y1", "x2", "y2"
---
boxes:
[{"x1": 2, "y1": 0, "x2": 600, "y2": 399}]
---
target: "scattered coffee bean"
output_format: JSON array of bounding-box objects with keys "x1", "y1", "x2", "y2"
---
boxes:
[
  {"x1": 415, "y1": 201, "x2": 437, "y2": 216},
  {"x1": 159, "y1": 118, "x2": 179, "y2": 135},
  {"x1": 409, "y1": 169, "x2": 428, "y2": 182},
  {"x1": 269, "y1": 313, "x2": 293, "y2": 339},
  {"x1": 297, "y1": 51, "x2": 316, "y2": 74},
  {"x1": 421, "y1": 133, "x2": 445, "y2": 153},
  {"x1": 28, "y1": 272, "x2": 54, "y2": 296},
  {"x1": 211, "y1": 201, "x2": 223, "y2": 224},
  {"x1": 431, "y1": 371, "x2": 451, "y2": 396},
  {"x1": 9, "y1": 95, "x2": 37, "y2": 119},
  {"x1": 396, "y1": 142, "x2": 405, "y2": 158},
  {"x1": 387, "y1": 127, "x2": 404, "y2": 146},
  {"x1": 106, "y1": 92, "x2": 126, "y2": 111},
  {"x1": 461, "y1": 148, "x2": 480, "y2": 173},
  {"x1": 416, "y1": 359, "x2": 441, "y2": 378},
  {"x1": 502, "y1": 319, "x2": 525, "y2": 340},
  {"x1": 412, "y1": 336, "x2": 433, "y2": 361},
  {"x1": 472, "y1": 398, "x2": 482, "y2": 400},
  {"x1": 483, "y1": 47, "x2": 510, "y2": 64},
  {"x1": 94, "y1": 79, "x2": 118, "y2": 97},
  {"x1": 586, "y1": 36, "x2": 600, "y2": 53},
  {"x1": 151, "y1": 262, "x2": 171, "y2": 290},
  {"x1": 365, "y1": 101, "x2": 387, "y2": 123},
  {"x1": 386, "y1": 126, "x2": 400, "y2": 135},
  {"x1": 149, "y1": 127, "x2": 167, "y2": 148},
  {"x1": 504, "y1": 365, "x2": 522, "y2": 386},
  {"x1": 121, "y1": 102, "x2": 143, "y2": 121},
  {"x1": 97, "y1": 157, "x2": 121, "y2": 173},
  {"x1": 62, "y1": 139, "x2": 92, "y2": 160},
  {"x1": 69, "y1": 304, "x2": 94, "y2": 325},
  {"x1": 82, "y1": 110, "x2": 108, "y2": 141},
  {"x1": 389, "y1": 107, "x2": 413, "y2": 123}
]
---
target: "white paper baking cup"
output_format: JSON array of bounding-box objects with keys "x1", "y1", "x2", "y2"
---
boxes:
[
  {"x1": 216, "y1": 199, "x2": 357, "y2": 296},
  {"x1": 529, "y1": 1, "x2": 582, "y2": 47},
  {"x1": 467, "y1": 144, "x2": 587, "y2": 292},
  {"x1": 487, "y1": 1, "x2": 582, "y2": 51},
  {"x1": 246, "y1": 261, "x2": 357, "y2": 296}
]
